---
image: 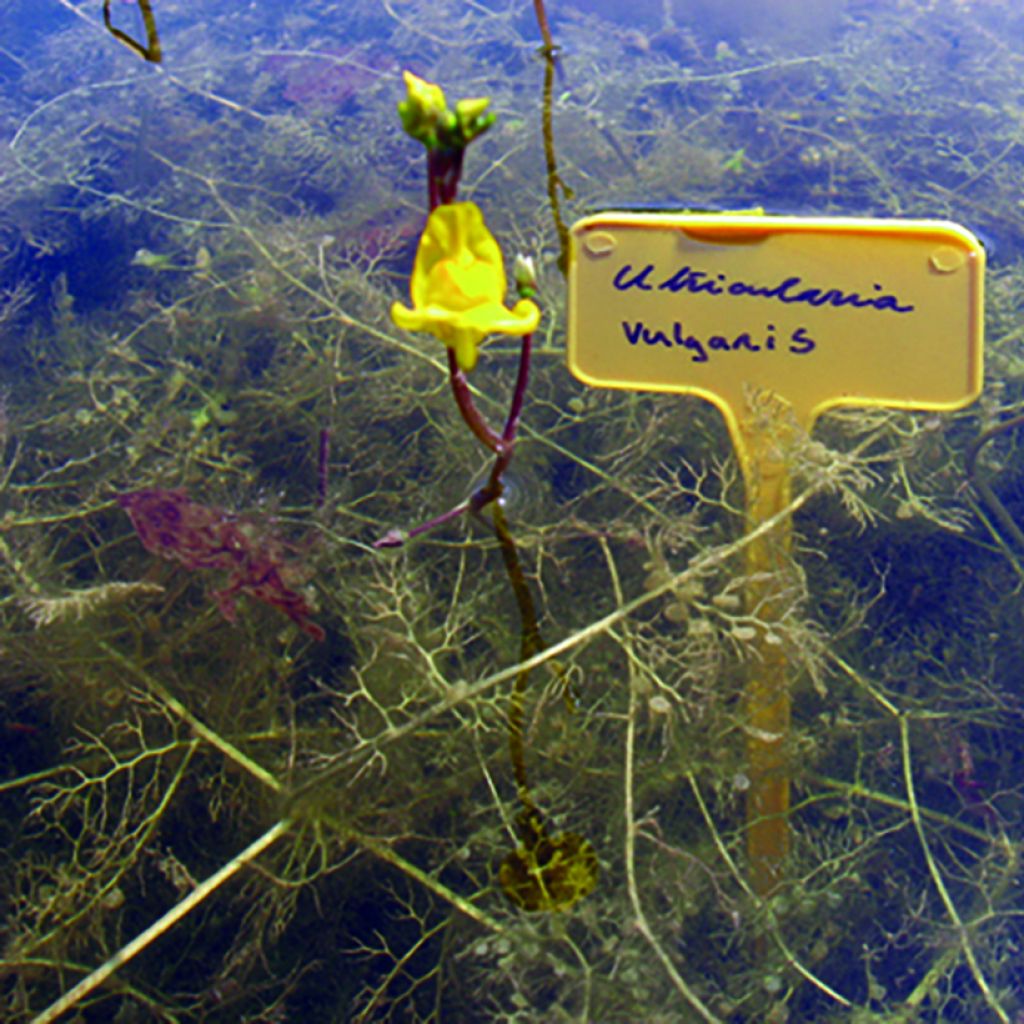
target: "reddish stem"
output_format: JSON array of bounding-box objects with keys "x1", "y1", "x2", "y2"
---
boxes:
[
  {"x1": 532, "y1": 0, "x2": 556, "y2": 54},
  {"x1": 502, "y1": 331, "x2": 532, "y2": 444},
  {"x1": 472, "y1": 331, "x2": 533, "y2": 510},
  {"x1": 427, "y1": 148, "x2": 465, "y2": 210},
  {"x1": 316, "y1": 427, "x2": 330, "y2": 508},
  {"x1": 448, "y1": 348, "x2": 506, "y2": 455},
  {"x1": 374, "y1": 498, "x2": 471, "y2": 549}
]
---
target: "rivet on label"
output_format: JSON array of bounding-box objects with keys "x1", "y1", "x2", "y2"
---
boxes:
[
  {"x1": 583, "y1": 231, "x2": 617, "y2": 257},
  {"x1": 929, "y1": 246, "x2": 965, "y2": 273}
]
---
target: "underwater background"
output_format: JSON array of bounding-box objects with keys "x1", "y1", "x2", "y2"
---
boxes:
[{"x1": 2, "y1": 1, "x2": 1024, "y2": 1021}]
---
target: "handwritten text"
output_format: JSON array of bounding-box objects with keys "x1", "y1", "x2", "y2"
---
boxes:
[
  {"x1": 623, "y1": 320, "x2": 816, "y2": 362},
  {"x1": 613, "y1": 263, "x2": 914, "y2": 315}
]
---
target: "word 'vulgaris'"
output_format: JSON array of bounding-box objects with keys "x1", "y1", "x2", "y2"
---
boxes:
[{"x1": 623, "y1": 320, "x2": 815, "y2": 362}]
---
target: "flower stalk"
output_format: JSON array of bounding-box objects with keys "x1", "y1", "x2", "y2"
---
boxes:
[{"x1": 377, "y1": 74, "x2": 541, "y2": 547}]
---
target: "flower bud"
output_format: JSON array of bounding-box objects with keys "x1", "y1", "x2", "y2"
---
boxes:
[
  {"x1": 513, "y1": 254, "x2": 538, "y2": 299},
  {"x1": 397, "y1": 71, "x2": 495, "y2": 152},
  {"x1": 455, "y1": 96, "x2": 495, "y2": 143},
  {"x1": 398, "y1": 72, "x2": 454, "y2": 150}
]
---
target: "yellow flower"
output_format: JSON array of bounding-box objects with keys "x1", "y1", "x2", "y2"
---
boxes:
[{"x1": 391, "y1": 202, "x2": 540, "y2": 371}]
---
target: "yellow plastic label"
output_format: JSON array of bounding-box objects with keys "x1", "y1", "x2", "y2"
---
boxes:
[{"x1": 567, "y1": 212, "x2": 984, "y2": 428}]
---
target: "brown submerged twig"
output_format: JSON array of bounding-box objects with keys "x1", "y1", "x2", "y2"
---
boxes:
[
  {"x1": 532, "y1": 0, "x2": 571, "y2": 275},
  {"x1": 103, "y1": 0, "x2": 162, "y2": 63}
]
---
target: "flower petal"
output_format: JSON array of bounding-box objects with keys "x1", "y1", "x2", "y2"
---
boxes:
[{"x1": 391, "y1": 202, "x2": 540, "y2": 371}]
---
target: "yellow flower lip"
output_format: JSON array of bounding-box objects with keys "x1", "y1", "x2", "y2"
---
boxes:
[{"x1": 391, "y1": 202, "x2": 540, "y2": 371}]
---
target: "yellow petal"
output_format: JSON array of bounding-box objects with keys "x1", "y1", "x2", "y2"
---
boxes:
[
  {"x1": 391, "y1": 203, "x2": 540, "y2": 371},
  {"x1": 390, "y1": 300, "x2": 425, "y2": 335}
]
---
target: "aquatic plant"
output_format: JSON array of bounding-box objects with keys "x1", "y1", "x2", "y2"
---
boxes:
[
  {"x1": 384, "y1": 67, "x2": 598, "y2": 917},
  {"x1": 378, "y1": 72, "x2": 540, "y2": 546},
  {"x1": 1, "y1": 1, "x2": 1024, "y2": 1022}
]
